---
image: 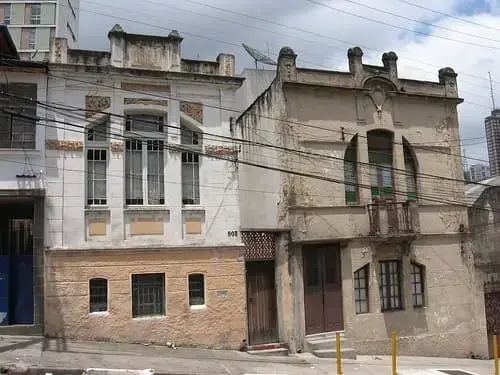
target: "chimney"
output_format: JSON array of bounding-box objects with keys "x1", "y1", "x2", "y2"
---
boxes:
[
  {"x1": 49, "y1": 37, "x2": 67, "y2": 64},
  {"x1": 382, "y1": 51, "x2": 398, "y2": 81},
  {"x1": 347, "y1": 46, "x2": 363, "y2": 78},
  {"x1": 438, "y1": 67, "x2": 458, "y2": 97},
  {"x1": 277, "y1": 46, "x2": 297, "y2": 81},
  {"x1": 217, "y1": 54, "x2": 235, "y2": 77}
]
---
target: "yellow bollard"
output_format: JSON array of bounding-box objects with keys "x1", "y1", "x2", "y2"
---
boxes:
[
  {"x1": 494, "y1": 335, "x2": 499, "y2": 375},
  {"x1": 391, "y1": 331, "x2": 397, "y2": 375},
  {"x1": 336, "y1": 332, "x2": 342, "y2": 375}
]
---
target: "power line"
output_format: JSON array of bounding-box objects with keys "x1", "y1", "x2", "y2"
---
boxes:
[
  {"x1": 394, "y1": 0, "x2": 500, "y2": 33},
  {"x1": 2, "y1": 89, "x2": 494, "y2": 191},
  {"x1": 304, "y1": 0, "x2": 500, "y2": 51}
]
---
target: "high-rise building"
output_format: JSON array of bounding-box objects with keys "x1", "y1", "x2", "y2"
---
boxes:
[
  {"x1": 469, "y1": 163, "x2": 491, "y2": 182},
  {"x1": 0, "y1": 0, "x2": 79, "y2": 60},
  {"x1": 486, "y1": 109, "x2": 500, "y2": 176}
]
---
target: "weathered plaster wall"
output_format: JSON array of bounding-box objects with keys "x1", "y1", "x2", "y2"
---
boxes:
[{"x1": 44, "y1": 247, "x2": 246, "y2": 348}]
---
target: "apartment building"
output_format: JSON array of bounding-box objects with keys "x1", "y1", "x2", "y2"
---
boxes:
[
  {"x1": 236, "y1": 47, "x2": 487, "y2": 358},
  {"x1": 0, "y1": 0, "x2": 79, "y2": 60},
  {"x1": 469, "y1": 163, "x2": 491, "y2": 182},
  {"x1": 44, "y1": 25, "x2": 245, "y2": 347},
  {"x1": 0, "y1": 25, "x2": 48, "y2": 334},
  {"x1": 486, "y1": 109, "x2": 500, "y2": 177}
]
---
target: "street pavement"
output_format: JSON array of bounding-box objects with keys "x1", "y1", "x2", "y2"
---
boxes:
[{"x1": 0, "y1": 335, "x2": 496, "y2": 375}]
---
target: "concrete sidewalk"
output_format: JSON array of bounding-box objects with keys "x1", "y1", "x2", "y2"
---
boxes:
[{"x1": 0, "y1": 336, "x2": 496, "y2": 375}]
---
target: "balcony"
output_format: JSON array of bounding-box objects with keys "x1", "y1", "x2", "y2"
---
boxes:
[{"x1": 367, "y1": 200, "x2": 418, "y2": 239}]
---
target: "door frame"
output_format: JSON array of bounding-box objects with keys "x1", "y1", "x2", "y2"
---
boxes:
[
  {"x1": 302, "y1": 244, "x2": 344, "y2": 335},
  {"x1": 245, "y1": 259, "x2": 279, "y2": 346}
]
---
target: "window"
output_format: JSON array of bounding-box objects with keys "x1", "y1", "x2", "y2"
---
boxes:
[
  {"x1": 28, "y1": 28, "x2": 36, "y2": 49},
  {"x1": 30, "y1": 4, "x2": 41, "y2": 25},
  {"x1": 410, "y1": 263, "x2": 424, "y2": 307},
  {"x1": 354, "y1": 265, "x2": 369, "y2": 314},
  {"x1": 344, "y1": 135, "x2": 358, "y2": 204},
  {"x1": 87, "y1": 149, "x2": 107, "y2": 206},
  {"x1": 89, "y1": 278, "x2": 108, "y2": 313},
  {"x1": 181, "y1": 125, "x2": 202, "y2": 205},
  {"x1": 404, "y1": 140, "x2": 417, "y2": 200},
  {"x1": 368, "y1": 130, "x2": 394, "y2": 201},
  {"x1": 379, "y1": 260, "x2": 402, "y2": 311},
  {"x1": 132, "y1": 273, "x2": 165, "y2": 318},
  {"x1": 188, "y1": 274, "x2": 205, "y2": 306},
  {"x1": 124, "y1": 114, "x2": 166, "y2": 206},
  {"x1": 87, "y1": 120, "x2": 108, "y2": 142},
  {"x1": 3, "y1": 4, "x2": 11, "y2": 25},
  {"x1": 0, "y1": 83, "x2": 37, "y2": 149}
]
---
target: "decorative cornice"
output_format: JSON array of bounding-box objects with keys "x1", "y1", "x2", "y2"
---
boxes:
[
  {"x1": 205, "y1": 145, "x2": 238, "y2": 156},
  {"x1": 121, "y1": 83, "x2": 170, "y2": 93},
  {"x1": 85, "y1": 95, "x2": 111, "y2": 118},
  {"x1": 46, "y1": 139, "x2": 84, "y2": 151},
  {"x1": 124, "y1": 98, "x2": 168, "y2": 106},
  {"x1": 110, "y1": 141, "x2": 124, "y2": 152},
  {"x1": 180, "y1": 101, "x2": 203, "y2": 123}
]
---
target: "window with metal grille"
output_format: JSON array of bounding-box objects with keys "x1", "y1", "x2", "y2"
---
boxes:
[
  {"x1": 89, "y1": 278, "x2": 108, "y2": 313},
  {"x1": 188, "y1": 274, "x2": 205, "y2": 306},
  {"x1": 354, "y1": 264, "x2": 369, "y2": 314},
  {"x1": 132, "y1": 273, "x2": 165, "y2": 318},
  {"x1": 30, "y1": 4, "x2": 41, "y2": 24},
  {"x1": 181, "y1": 125, "x2": 201, "y2": 205},
  {"x1": 379, "y1": 260, "x2": 402, "y2": 311},
  {"x1": 411, "y1": 263, "x2": 425, "y2": 307},
  {"x1": 3, "y1": 4, "x2": 11, "y2": 25},
  {"x1": 87, "y1": 149, "x2": 107, "y2": 206}
]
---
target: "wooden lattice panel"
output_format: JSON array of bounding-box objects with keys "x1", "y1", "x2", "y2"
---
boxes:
[{"x1": 242, "y1": 231, "x2": 277, "y2": 261}]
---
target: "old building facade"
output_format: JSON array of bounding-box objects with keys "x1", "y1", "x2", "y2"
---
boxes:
[
  {"x1": 43, "y1": 25, "x2": 246, "y2": 348},
  {"x1": 236, "y1": 46, "x2": 487, "y2": 357},
  {"x1": 0, "y1": 25, "x2": 47, "y2": 334}
]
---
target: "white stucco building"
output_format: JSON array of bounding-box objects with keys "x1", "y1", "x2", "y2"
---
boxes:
[{"x1": 43, "y1": 25, "x2": 247, "y2": 348}]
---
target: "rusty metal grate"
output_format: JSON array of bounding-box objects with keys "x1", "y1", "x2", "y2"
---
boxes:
[{"x1": 241, "y1": 231, "x2": 277, "y2": 261}]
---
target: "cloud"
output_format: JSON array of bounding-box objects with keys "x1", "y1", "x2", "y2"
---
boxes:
[{"x1": 77, "y1": 0, "x2": 497, "y2": 163}]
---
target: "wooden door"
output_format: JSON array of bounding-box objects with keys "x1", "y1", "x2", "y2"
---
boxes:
[
  {"x1": 303, "y1": 246, "x2": 343, "y2": 335},
  {"x1": 246, "y1": 261, "x2": 278, "y2": 345}
]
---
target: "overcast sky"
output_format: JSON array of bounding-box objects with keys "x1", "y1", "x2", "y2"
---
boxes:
[{"x1": 78, "y1": 0, "x2": 500, "y2": 166}]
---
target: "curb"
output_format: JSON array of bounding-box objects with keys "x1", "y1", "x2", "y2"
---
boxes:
[{"x1": 5, "y1": 368, "x2": 212, "y2": 375}]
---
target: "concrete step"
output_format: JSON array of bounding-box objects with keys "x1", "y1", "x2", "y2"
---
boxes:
[
  {"x1": 307, "y1": 337, "x2": 349, "y2": 351},
  {"x1": 313, "y1": 347, "x2": 357, "y2": 359},
  {"x1": 305, "y1": 331, "x2": 346, "y2": 341},
  {"x1": 247, "y1": 348, "x2": 289, "y2": 356}
]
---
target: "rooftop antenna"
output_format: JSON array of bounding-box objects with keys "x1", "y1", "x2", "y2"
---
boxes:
[
  {"x1": 242, "y1": 43, "x2": 276, "y2": 70},
  {"x1": 489, "y1": 71, "x2": 496, "y2": 110}
]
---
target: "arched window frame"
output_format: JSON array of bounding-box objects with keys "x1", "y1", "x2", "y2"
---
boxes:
[
  {"x1": 403, "y1": 138, "x2": 418, "y2": 201},
  {"x1": 89, "y1": 277, "x2": 108, "y2": 313},
  {"x1": 344, "y1": 134, "x2": 358, "y2": 204}
]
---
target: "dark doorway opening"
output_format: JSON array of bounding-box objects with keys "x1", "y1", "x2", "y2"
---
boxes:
[{"x1": 0, "y1": 200, "x2": 34, "y2": 325}]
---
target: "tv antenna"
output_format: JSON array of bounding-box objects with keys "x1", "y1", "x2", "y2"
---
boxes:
[
  {"x1": 242, "y1": 43, "x2": 276, "y2": 69},
  {"x1": 489, "y1": 71, "x2": 496, "y2": 110}
]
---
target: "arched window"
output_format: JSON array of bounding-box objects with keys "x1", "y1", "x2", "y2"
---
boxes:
[
  {"x1": 367, "y1": 130, "x2": 394, "y2": 201},
  {"x1": 89, "y1": 278, "x2": 108, "y2": 313},
  {"x1": 344, "y1": 135, "x2": 358, "y2": 204},
  {"x1": 188, "y1": 273, "x2": 205, "y2": 306},
  {"x1": 403, "y1": 139, "x2": 418, "y2": 200}
]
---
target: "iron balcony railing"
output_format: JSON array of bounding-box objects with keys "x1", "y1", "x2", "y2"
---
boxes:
[{"x1": 367, "y1": 200, "x2": 415, "y2": 237}]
